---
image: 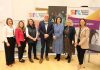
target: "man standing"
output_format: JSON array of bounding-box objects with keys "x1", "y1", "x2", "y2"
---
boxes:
[{"x1": 39, "y1": 14, "x2": 54, "y2": 64}]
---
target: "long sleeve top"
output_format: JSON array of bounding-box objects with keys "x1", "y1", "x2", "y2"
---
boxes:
[
  {"x1": 15, "y1": 28, "x2": 24, "y2": 46},
  {"x1": 3, "y1": 25, "x2": 15, "y2": 43}
]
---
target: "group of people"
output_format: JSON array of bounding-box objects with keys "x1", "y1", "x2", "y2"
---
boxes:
[{"x1": 3, "y1": 14, "x2": 90, "y2": 70}]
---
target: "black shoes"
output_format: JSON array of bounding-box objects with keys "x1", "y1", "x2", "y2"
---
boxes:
[
  {"x1": 19, "y1": 59, "x2": 25, "y2": 63},
  {"x1": 29, "y1": 59, "x2": 34, "y2": 63},
  {"x1": 68, "y1": 58, "x2": 71, "y2": 63},
  {"x1": 57, "y1": 58, "x2": 60, "y2": 61},
  {"x1": 7, "y1": 64, "x2": 13, "y2": 67},
  {"x1": 55, "y1": 54, "x2": 61, "y2": 61},
  {"x1": 55, "y1": 57, "x2": 57, "y2": 59},
  {"x1": 54, "y1": 54, "x2": 58, "y2": 59},
  {"x1": 66, "y1": 55, "x2": 71, "y2": 63},
  {"x1": 66, "y1": 56, "x2": 71, "y2": 63}
]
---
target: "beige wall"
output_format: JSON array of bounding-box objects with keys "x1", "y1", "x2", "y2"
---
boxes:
[
  {"x1": 11, "y1": 0, "x2": 100, "y2": 20},
  {"x1": 0, "y1": 0, "x2": 100, "y2": 50},
  {"x1": 0, "y1": 0, "x2": 100, "y2": 20}
]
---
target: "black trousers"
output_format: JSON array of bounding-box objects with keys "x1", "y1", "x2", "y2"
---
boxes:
[
  {"x1": 40, "y1": 39, "x2": 50, "y2": 59},
  {"x1": 28, "y1": 41, "x2": 37, "y2": 59},
  {"x1": 4, "y1": 37, "x2": 15, "y2": 65},
  {"x1": 76, "y1": 45, "x2": 86, "y2": 65},
  {"x1": 18, "y1": 41, "x2": 26, "y2": 60}
]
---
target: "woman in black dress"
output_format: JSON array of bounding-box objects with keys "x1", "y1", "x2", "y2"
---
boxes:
[{"x1": 64, "y1": 19, "x2": 76, "y2": 63}]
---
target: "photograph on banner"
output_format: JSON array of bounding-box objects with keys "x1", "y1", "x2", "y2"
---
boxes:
[
  {"x1": 67, "y1": 7, "x2": 100, "y2": 50},
  {"x1": 29, "y1": 12, "x2": 46, "y2": 28},
  {"x1": 48, "y1": 6, "x2": 67, "y2": 53},
  {"x1": 48, "y1": 6, "x2": 67, "y2": 24}
]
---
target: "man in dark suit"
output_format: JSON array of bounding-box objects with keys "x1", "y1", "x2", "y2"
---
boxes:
[{"x1": 39, "y1": 14, "x2": 54, "y2": 64}]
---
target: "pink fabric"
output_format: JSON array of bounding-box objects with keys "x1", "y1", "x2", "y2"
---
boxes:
[{"x1": 15, "y1": 28, "x2": 24, "y2": 46}]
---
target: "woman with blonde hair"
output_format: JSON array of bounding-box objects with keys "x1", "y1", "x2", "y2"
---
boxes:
[
  {"x1": 63, "y1": 19, "x2": 76, "y2": 63},
  {"x1": 15, "y1": 20, "x2": 26, "y2": 63}
]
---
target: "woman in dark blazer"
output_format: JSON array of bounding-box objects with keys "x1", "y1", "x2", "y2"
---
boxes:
[{"x1": 63, "y1": 19, "x2": 76, "y2": 63}]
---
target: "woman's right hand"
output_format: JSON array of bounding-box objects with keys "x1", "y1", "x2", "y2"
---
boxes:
[
  {"x1": 18, "y1": 44, "x2": 21, "y2": 47},
  {"x1": 33, "y1": 38, "x2": 36, "y2": 41},
  {"x1": 74, "y1": 43, "x2": 78, "y2": 47},
  {"x1": 6, "y1": 42, "x2": 10, "y2": 47}
]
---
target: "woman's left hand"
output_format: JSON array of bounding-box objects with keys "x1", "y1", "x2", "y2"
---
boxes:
[
  {"x1": 53, "y1": 36, "x2": 56, "y2": 40},
  {"x1": 72, "y1": 41, "x2": 74, "y2": 44}
]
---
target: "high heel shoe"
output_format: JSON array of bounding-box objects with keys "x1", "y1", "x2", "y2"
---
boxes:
[
  {"x1": 57, "y1": 54, "x2": 60, "y2": 61},
  {"x1": 68, "y1": 58, "x2": 71, "y2": 63}
]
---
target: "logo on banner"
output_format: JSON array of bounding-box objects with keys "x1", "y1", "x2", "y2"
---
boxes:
[{"x1": 70, "y1": 10, "x2": 89, "y2": 15}]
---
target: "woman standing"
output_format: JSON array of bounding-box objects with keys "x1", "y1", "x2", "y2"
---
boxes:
[
  {"x1": 63, "y1": 19, "x2": 76, "y2": 63},
  {"x1": 75, "y1": 19, "x2": 90, "y2": 70},
  {"x1": 15, "y1": 21, "x2": 26, "y2": 63},
  {"x1": 4, "y1": 18, "x2": 15, "y2": 66},
  {"x1": 26, "y1": 19, "x2": 39, "y2": 63},
  {"x1": 52, "y1": 17, "x2": 64, "y2": 61}
]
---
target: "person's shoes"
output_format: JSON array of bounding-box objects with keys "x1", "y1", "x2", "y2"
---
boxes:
[
  {"x1": 68, "y1": 58, "x2": 71, "y2": 63},
  {"x1": 34, "y1": 57, "x2": 39, "y2": 60},
  {"x1": 29, "y1": 59, "x2": 34, "y2": 63},
  {"x1": 57, "y1": 58, "x2": 60, "y2": 61},
  {"x1": 55, "y1": 56, "x2": 57, "y2": 59},
  {"x1": 65, "y1": 56, "x2": 69, "y2": 60},
  {"x1": 39, "y1": 59, "x2": 43, "y2": 64},
  {"x1": 54, "y1": 55, "x2": 58, "y2": 59},
  {"x1": 19, "y1": 59, "x2": 25, "y2": 63},
  {"x1": 46, "y1": 57, "x2": 49, "y2": 61},
  {"x1": 7, "y1": 64, "x2": 13, "y2": 67},
  {"x1": 57, "y1": 54, "x2": 60, "y2": 61},
  {"x1": 57, "y1": 56, "x2": 60, "y2": 61}
]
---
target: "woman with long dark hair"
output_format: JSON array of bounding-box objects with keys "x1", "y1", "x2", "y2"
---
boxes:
[
  {"x1": 52, "y1": 17, "x2": 64, "y2": 61},
  {"x1": 26, "y1": 19, "x2": 39, "y2": 63},
  {"x1": 75, "y1": 19, "x2": 90, "y2": 70}
]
